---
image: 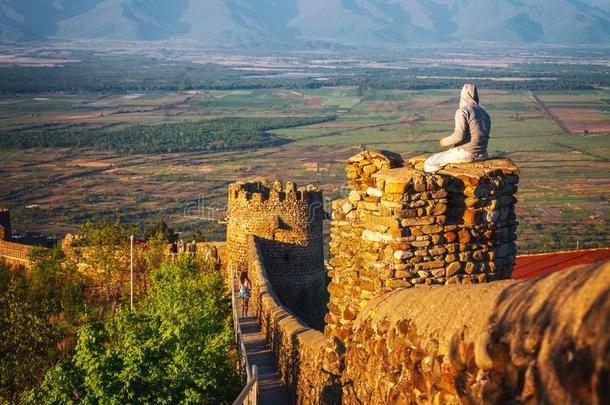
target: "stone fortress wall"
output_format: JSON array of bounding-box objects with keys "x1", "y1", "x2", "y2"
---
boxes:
[
  {"x1": 246, "y1": 236, "x2": 333, "y2": 404},
  {"x1": 0, "y1": 208, "x2": 36, "y2": 267},
  {"x1": 325, "y1": 150, "x2": 519, "y2": 377},
  {"x1": 0, "y1": 239, "x2": 36, "y2": 267},
  {"x1": 227, "y1": 150, "x2": 610, "y2": 404},
  {"x1": 226, "y1": 179, "x2": 327, "y2": 324},
  {"x1": 342, "y1": 260, "x2": 610, "y2": 404}
]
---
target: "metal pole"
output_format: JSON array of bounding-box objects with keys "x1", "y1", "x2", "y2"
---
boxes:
[{"x1": 130, "y1": 234, "x2": 134, "y2": 311}]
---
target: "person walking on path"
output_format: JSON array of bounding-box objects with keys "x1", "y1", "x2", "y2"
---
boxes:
[
  {"x1": 239, "y1": 272, "x2": 252, "y2": 317},
  {"x1": 424, "y1": 84, "x2": 491, "y2": 172}
]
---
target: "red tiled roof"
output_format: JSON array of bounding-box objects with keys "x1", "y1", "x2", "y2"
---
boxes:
[{"x1": 512, "y1": 248, "x2": 610, "y2": 280}]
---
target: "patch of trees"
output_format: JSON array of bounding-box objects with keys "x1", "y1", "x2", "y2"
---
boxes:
[
  {"x1": 0, "y1": 248, "x2": 85, "y2": 402},
  {"x1": 24, "y1": 257, "x2": 240, "y2": 404},
  {"x1": 0, "y1": 116, "x2": 334, "y2": 154},
  {"x1": 1, "y1": 218, "x2": 239, "y2": 403}
]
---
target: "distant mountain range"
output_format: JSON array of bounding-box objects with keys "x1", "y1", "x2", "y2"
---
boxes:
[{"x1": 2, "y1": 0, "x2": 610, "y2": 47}]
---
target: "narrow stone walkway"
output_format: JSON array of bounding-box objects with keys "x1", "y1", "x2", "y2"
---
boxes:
[{"x1": 239, "y1": 314, "x2": 291, "y2": 404}]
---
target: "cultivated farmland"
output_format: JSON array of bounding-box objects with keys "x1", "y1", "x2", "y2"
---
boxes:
[{"x1": 1, "y1": 85, "x2": 608, "y2": 253}]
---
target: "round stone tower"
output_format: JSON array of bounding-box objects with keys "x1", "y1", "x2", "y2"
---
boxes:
[{"x1": 226, "y1": 179, "x2": 326, "y2": 324}]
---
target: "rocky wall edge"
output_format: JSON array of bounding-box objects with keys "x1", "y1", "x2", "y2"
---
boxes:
[
  {"x1": 247, "y1": 236, "x2": 333, "y2": 404},
  {"x1": 342, "y1": 260, "x2": 610, "y2": 404}
]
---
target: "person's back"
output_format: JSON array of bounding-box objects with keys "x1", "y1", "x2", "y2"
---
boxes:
[
  {"x1": 459, "y1": 103, "x2": 491, "y2": 155},
  {"x1": 424, "y1": 84, "x2": 491, "y2": 172},
  {"x1": 239, "y1": 280, "x2": 250, "y2": 296}
]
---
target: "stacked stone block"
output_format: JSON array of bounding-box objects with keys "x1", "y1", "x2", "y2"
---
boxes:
[{"x1": 325, "y1": 150, "x2": 519, "y2": 375}]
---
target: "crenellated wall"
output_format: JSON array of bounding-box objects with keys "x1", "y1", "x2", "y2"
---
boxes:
[
  {"x1": 226, "y1": 179, "x2": 327, "y2": 326},
  {"x1": 225, "y1": 151, "x2": 610, "y2": 405}
]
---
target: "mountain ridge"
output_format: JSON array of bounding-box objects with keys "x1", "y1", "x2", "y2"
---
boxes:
[{"x1": 1, "y1": 0, "x2": 610, "y2": 47}]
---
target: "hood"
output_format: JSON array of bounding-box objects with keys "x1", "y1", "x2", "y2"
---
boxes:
[{"x1": 460, "y1": 84, "x2": 479, "y2": 108}]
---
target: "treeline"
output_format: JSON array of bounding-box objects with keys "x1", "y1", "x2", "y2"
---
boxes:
[
  {"x1": 0, "y1": 116, "x2": 334, "y2": 154},
  {"x1": 0, "y1": 56, "x2": 245, "y2": 94},
  {"x1": 1, "y1": 55, "x2": 609, "y2": 94}
]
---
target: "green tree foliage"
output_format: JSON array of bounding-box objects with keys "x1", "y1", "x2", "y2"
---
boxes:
[
  {"x1": 0, "y1": 117, "x2": 333, "y2": 154},
  {"x1": 144, "y1": 219, "x2": 177, "y2": 243},
  {"x1": 28, "y1": 247, "x2": 85, "y2": 321},
  {"x1": 0, "y1": 248, "x2": 85, "y2": 402},
  {"x1": 71, "y1": 217, "x2": 138, "y2": 311},
  {"x1": 26, "y1": 256, "x2": 240, "y2": 404},
  {"x1": 0, "y1": 261, "x2": 62, "y2": 402},
  {"x1": 72, "y1": 217, "x2": 137, "y2": 250},
  {"x1": 136, "y1": 233, "x2": 168, "y2": 295},
  {"x1": 190, "y1": 229, "x2": 207, "y2": 243}
]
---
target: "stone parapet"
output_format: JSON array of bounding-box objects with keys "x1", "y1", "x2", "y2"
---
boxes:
[
  {"x1": 342, "y1": 260, "x2": 610, "y2": 404},
  {"x1": 325, "y1": 151, "x2": 519, "y2": 376},
  {"x1": 247, "y1": 236, "x2": 336, "y2": 404},
  {"x1": 0, "y1": 239, "x2": 35, "y2": 268}
]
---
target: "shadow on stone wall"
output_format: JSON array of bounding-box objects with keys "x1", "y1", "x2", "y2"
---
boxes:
[
  {"x1": 488, "y1": 260, "x2": 610, "y2": 404},
  {"x1": 258, "y1": 238, "x2": 329, "y2": 331},
  {"x1": 247, "y1": 236, "x2": 336, "y2": 404}
]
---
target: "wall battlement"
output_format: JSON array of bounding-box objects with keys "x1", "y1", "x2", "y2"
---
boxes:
[
  {"x1": 228, "y1": 180, "x2": 323, "y2": 205},
  {"x1": 227, "y1": 179, "x2": 326, "y2": 326},
  {"x1": 326, "y1": 151, "x2": 520, "y2": 373},
  {"x1": 221, "y1": 150, "x2": 608, "y2": 404}
]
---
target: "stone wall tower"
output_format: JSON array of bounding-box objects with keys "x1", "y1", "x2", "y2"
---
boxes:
[
  {"x1": 324, "y1": 150, "x2": 519, "y2": 375},
  {"x1": 226, "y1": 179, "x2": 326, "y2": 325},
  {"x1": 0, "y1": 208, "x2": 11, "y2": 241}
]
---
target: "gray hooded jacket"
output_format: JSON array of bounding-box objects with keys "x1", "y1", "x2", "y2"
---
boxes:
[{"x1": 440, "y1": 84, "x2": 491, "y2": 155}]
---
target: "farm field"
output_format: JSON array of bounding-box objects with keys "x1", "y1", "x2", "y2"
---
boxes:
[
  {"x1": 1, "y1": 86, "x2": 609, "y2": 253},
  {"x1": 535, "y1": 90, "x2": 610, "y2": 134}
]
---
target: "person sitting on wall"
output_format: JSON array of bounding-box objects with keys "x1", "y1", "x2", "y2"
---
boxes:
[{"x1": 424, "y1": 83, "x2": 491, "y2": 173}]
